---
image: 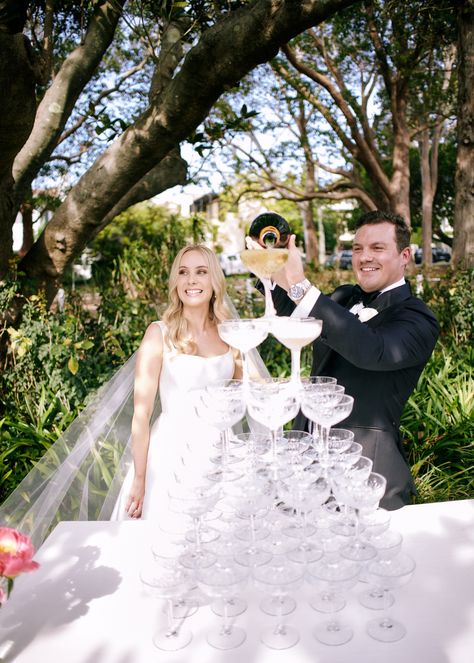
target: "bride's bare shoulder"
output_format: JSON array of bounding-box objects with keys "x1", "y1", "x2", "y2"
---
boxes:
[{"x1": 139, "y1": 321, "x2": 165, "y2": 351}]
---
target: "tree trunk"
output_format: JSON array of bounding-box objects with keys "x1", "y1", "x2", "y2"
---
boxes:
[
  {"x1": 453, "y1": 0, "x2": 474, "y2": 268},
  {"x1": 419, "y1": 130, "x2": 434, "y2": 267},
  {"x1": 299, "y1": 200, "x2": 319, "y2": 264},
  {"x1": 12, "y1": 0, "x2": 127, "y2": 212},
  {"x1": 297, "y1": 101, "x2": 319, "y2": 264},
  {"x1": 16, "y1": 0, "x2": 357, "y2": 306},
  {"x1": 19, "y1": 198, "x2": 34, "y2": 257},
  {"x1": 389, "y1": 94, "x2": 412, "y2": 224},
  {"x1": 0, "y1": 32, "x2": 38, "y2": 276}
]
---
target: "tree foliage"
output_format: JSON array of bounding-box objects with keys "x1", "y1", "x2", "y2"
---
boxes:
[
  {"x1": 207, "y1": 1, "x2": 457, "y2": 221},
  {"x1": 1, "y1": 0, "x2": 358, "y2": 318}
]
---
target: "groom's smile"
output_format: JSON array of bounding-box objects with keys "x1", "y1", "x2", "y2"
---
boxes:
[{"x1": 352, "y1": 221, "x2": 411, "y2": 293}]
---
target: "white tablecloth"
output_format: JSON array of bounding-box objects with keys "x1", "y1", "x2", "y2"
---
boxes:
[{"x1": 1, "y1": 499, "x2": 473, "y2": 663}]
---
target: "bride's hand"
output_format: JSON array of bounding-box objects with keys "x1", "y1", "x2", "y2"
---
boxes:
[{"x1": 125, "y1": 476, "x2": 145, "y2": 518}]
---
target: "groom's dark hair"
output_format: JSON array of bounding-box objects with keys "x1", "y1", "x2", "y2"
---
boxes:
[{"x1": 355, "y1": 210, "x2": 410, "y2": 253}]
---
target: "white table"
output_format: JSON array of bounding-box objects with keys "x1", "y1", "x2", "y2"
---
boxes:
[{"x1": 1, "y1": 499, "x2": 473, "y2": 663}]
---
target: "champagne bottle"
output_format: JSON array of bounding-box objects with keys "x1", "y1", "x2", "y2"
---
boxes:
[{"x1": 248, "y1": 212, "x2": 291, "y2": 249}]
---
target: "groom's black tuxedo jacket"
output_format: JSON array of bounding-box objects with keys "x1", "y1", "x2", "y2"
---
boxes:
[{"x1": 272, "y1": 281, "x2": 440, "y2": 509}]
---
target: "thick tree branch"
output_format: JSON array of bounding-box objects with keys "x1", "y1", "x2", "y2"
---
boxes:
[
  {"x1": 279, "y1": 45, "x2": 391, "y2": 196},
  {"x1": 19, "y1": 0, "x2": 358, "y2": 303},
  {"x1": 13, "y1": 0, "x2": 128, "y2": 203},
  {"x1": 96, "y1": 149, "x2": 188, "y2": 232}
]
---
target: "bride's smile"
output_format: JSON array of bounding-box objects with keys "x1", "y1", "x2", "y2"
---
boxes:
[{"x1": 177, "y1": 250, "x2": 213, "y2": 305}]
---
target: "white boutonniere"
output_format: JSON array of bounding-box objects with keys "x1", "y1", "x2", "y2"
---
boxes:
[{"x1": 357, "y1": 307, "x2": 379, "y2": 323}]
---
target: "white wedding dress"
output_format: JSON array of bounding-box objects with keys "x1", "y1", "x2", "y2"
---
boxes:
[{"x1": 111, "y1": 321, "x2": 235, "y2": 528}]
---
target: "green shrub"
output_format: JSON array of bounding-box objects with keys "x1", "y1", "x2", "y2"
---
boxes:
[
  {"x1": 1, "y1": 252, "x2": 472, "y2": 506},
  {"x1": 401, "y1": 341, "x2": 474, "y2": 502},
  {"x1": 421, "y1": 267, "x2": 474, "y2": 345}
]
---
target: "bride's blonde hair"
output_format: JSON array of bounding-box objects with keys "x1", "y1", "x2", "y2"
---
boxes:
[{"x1": 162, "y1": 245, "x2": 234, "y2": 354}]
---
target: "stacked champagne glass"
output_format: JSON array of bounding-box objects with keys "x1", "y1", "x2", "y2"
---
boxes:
[{"x1": 140, "y1": 257, "x2": 415, "y2": 649}]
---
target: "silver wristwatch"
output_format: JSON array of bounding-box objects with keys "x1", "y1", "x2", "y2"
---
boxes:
[{"x1": 288, "y1": 279, "x2": 311, "y2": 302}]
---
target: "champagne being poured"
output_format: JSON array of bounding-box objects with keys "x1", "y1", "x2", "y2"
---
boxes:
[
  {"x1": 241, "y1": 212, "x2": 290, "y2": 279},
  {"x1": 248, "y1": 212, "x2": 291, "y2": 249},
  {"x1": 241, "y1": 212, "x2": 291, "y2": 316}
]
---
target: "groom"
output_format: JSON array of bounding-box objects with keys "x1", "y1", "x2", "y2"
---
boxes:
[{"x1": 269, "y1": 210, "x2": 439, "y2": 509}]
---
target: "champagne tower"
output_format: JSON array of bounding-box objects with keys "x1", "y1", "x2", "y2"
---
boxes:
[{"x1": 248, "y1": 213, "x2": 291, "y2": 249}]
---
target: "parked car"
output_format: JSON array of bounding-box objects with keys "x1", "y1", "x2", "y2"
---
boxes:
[
  {"x1": 219, "y1": 253, "x2": 247, "y2": 276},
  {"x1": 325, "y1": 250, "x2": 353, "y2": 269},
  {"x1": 414, "y1": 247, "x2": 451, "y2": 264},
  {"x1": 339, "y1": 249, "x2": 353, "y2": 269}
]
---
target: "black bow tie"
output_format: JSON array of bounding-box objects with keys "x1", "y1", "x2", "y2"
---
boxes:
[{"x1": 352, "y1": 284, "x2": 380, "y2": 306}]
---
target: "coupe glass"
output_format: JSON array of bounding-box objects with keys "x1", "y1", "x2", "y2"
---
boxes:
[
  {"x1": 365, "y1": 553, "x2": 416, "y2": 642},
  {"x1": 217, "y1": 318, "x2": 269, "y2": 387},
  {"x1": 286, "y1": 493, "x2": 329, "y2": 563},
  {"x1": 313, "y1": 428, "x2": 355, "y2": 475},
  {"x1": 168, "y1": 483, "x2": 222, "y2": 569},
  {"x1": 324, "y1": 442, "x2": 363, "y2": 515},
  {"x1": 272, "y1": 430, "x2": 313, "y2": 473},
  {"x1": 197, "y1": 561, "x2": 249, "y2": 649},
  {"x1": 301, "y1": 376, "x2": 337, "y2": 439},
  {"x1": 280, "y1": 470, "x2": 328, "y2": 564},
  {"x1": 201, "y1": 534, "x2": 248, "y2": 617},
  {"x1": 270, "y1": 316, "x2": 322, "y2": 383},
  {"x1": 193, "y1": 380, "x2": 246, "y2": 469},
  {"x1": 150, "y1": 537, "x2": 199, "y2": 618},
  {"x1": 307, "y1": 555, "x2": 361, "y2": 646},
  {"x1": 258, "y1": 531, "x2": 300, "y2": 576},
  {"x1": 228, "y1": 473, "x2": 274, "y2": 567},
  {"x1": 231, "y1": 432, "x2": 271, "y2": 472},
  {"x1": 302, "y1": 387, "x2": 352, "y2": 456},
  {"x1": 240, "y1": 247, "x2": 289, "y2": 317},
  {"x1": 140, "y1": 562, "x2": 194, "y2": 651},
  {"x1": 247, "y1": 378, "x2": 301, "y2": 463},
  {"x1": 329, "y1": 455, "x2": 373, "y2": 517},
  {"x1": 360, "y1": 507, "x2": 391, "y2": 537},
  {"x1": 358, "y1": 531, "x2": 404, "y2": 609},
  {"x1": 325, "y1": 441, "x2": 362, "y2": 477},
  {"x1": 253, "y1": 559, "x2": 305, "y2": 649},
  {"x1": 345, "y1": 455, "x2": 374, "y2": 482},
  {"x1": 337, "y1": 472, "x2": 387, "y2": 562}
]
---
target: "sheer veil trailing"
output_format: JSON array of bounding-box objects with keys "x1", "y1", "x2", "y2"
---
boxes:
[{"x1": 0, "y1": 294, "x2": 269, "y2": 550}]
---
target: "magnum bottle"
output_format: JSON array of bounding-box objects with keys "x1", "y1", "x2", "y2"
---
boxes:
[{"x1": 248, "y1": 212, "x2": 291, "y2": 249}]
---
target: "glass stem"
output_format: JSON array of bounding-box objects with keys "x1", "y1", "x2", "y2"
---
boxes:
[
  {"x1": 270, "y1": 429, "x2": 278, "y2": 459},
  {"x1": 353, "y1": 508, "x2": 361, "y2": 545},
  {"x1": 380, "y1": 587, "x2": 392, "y2": 627},
  {"x1": 249, "y1": 513, "x2": 256, "y2": 545},
  {"x1": 193, "y1": 516, "x2": 202, "y2": 552},
  {"x1": 222, "y1": 600, "x2": 232, "y2": 635},
  {"x1": 320, "y1": 425, "x2": 329, "y2": 456},
  {"x1": 274, "y1": 594, "x2": 286, "y2": 635},
  {"x1": 242, "y1": 351, "x2": 249, "y2": 393},
  {"x1": 166, "y1": 599, "x2": 177, "y2": 636},
  {"x1": 301, "y1": 510, "x2": 308, "y2": 547},
  {"x1": 222, "y1": 428, "x2": 230, "y2": 463},
  {"x1": 262, "y1": 278, "x2": 276, "y2": 317},
  {"x1": 311, "y1": 421, "x2": 321, "y2": 445},
  {"x1": 291, "y1": 348, "x2": 301, "y2": 383}
]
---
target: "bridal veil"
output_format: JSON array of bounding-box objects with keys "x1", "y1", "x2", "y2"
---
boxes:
[{"x1": 0, "y1": 296, "x2": 269, "y2": 550}]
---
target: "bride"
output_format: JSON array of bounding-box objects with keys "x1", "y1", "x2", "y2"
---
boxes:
[
  {"x1": 0, "y1": 244, "x2": 266, "y2": 548},
  {"x1": 111, "y1": 244, "x2": 241, "y2": 522}
]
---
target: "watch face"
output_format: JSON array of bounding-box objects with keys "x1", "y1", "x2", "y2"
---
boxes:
[{"x1": 289, "y1": 285, "x2": 303, "y2": 300}]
